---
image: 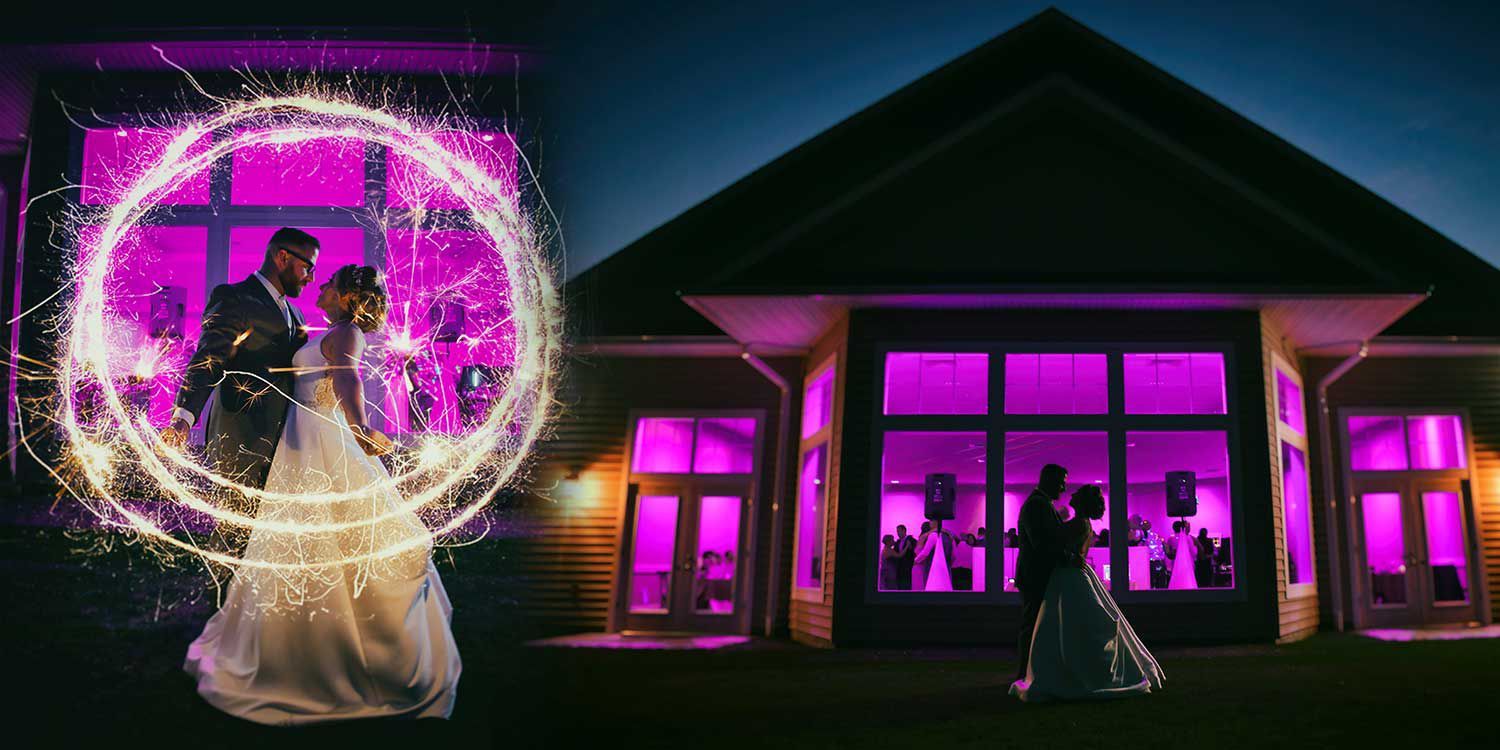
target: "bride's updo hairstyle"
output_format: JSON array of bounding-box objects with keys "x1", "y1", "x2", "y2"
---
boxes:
[
  {"x1": 1070, "y1": 485, "x2": 1106, "y2": 521},
  {"x1": 332, "y1": 264, "x2": 388, "y2": 333}
]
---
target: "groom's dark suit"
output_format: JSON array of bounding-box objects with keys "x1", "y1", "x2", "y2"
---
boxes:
[
  {"x1": 174, "y1": 275, "x2": 307, "y2": 511},
  {"x1": 1015, "y1": 488, "x2": 1072, "y2": 680}
]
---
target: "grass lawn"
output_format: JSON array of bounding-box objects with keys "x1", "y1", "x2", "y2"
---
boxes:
[{"x1": 5, "y1": 519, "x2": 1496, "y2": 749}]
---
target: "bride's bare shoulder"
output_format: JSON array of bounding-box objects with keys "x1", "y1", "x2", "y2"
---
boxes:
[{"x1": 320, "y1": 321, "x2": 367, "y2": 363}]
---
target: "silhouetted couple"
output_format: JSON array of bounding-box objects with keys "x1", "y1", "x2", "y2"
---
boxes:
[{"x1": 1010, "y1": 464, "x2": 1164, "y2": 701}]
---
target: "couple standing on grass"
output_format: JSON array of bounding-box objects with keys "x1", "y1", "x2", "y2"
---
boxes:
[{"x1": 1011, "y1": 463, "x2": 1165, "y2": 702}]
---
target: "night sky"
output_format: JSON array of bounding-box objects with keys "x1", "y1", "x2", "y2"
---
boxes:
[{"x1": 541, "y1": 1, "x2": 1500, "y2": 278}]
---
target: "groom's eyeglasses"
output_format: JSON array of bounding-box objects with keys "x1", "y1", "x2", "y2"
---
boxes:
[{"x1": 277, "y1": 246, "x2": 317, "y2": 276}]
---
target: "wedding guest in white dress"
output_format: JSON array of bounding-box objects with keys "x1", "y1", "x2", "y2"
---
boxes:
[
  {"x1": 1168, "y1": 521, "x2": 1199, "y2": 590},
  {"x1": 184, "y1": 265, "x2": 461, "y2": 725},
  {"x1": 1011, "y1": 485, "x2": 1164, "y2": 702}
]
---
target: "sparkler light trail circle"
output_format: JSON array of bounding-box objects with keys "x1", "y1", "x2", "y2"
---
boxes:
[{"x1": 59, "y1": 94, "x2": 561, "y2": 576}]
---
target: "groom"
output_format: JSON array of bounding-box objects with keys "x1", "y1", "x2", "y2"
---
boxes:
[
  {"x1": 1014, "y1": 463, "x2": 1084, "y2": 681},
  {"x1": 162, "y1": 228, "x2": 320, "y2": 553}
]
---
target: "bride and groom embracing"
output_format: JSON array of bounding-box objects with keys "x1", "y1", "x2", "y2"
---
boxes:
[
  {"x1": 161, "y1": 227, "x2": 461, "y2": 725},
  {"x1": 1011, "y1": 463, "x2": 1165, "y2": 702}
]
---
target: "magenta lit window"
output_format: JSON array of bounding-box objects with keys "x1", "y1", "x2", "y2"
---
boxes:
[
  {"x1": 1004, "y1": 353, "x2": 1107, "y2": 414},
  {"x1": 1276, "y1": 370, "x2": 1305, "y2": 435},
  {"x1": 883, "y1": 352, "x2": 987, "y2": 415},
  {"x1": 1348, "y1": 416, "x2": 1408, "y2": 471},
  {"x1": 879, "y1": 431, "x2": 986, "y2": 593},
  {"x1": 1421, "y1": 491, "x2": 1469, "y2": 603},
  {"x1": 1361, "y1": 492, "x2": 1407, "y2": 605},
  {"x1": 795, "y1": 445, "x2": 828, "y2": 590},
  {"x1": 228, "y1": 225, "x2": 366, "y2": 328},
  {"x1": 632, "y1": 418, "x2": 695, "y2": 473},
  {"x1": 1125, "y1": 431, "x2": 1233, "y2": 590},
  {"x1": 1407, "y1": 415, "x2": 1466, "y2": 470},
  {"x1": 695, "y1": 495, "x2": 742, "y2": 613},
  {"x1": 1281, "y1": 442, "x2": 1314, "y2": 586},
  {"x1": 1001, "y1": 432, "x2": 1110, "y2": 590},
  {"x1": 230, "y1": 131, "x2": 366, "y2": 206},
  {"x1": 801, "y1": 366, "x2": 835, "y2": 439},
  {"x1": 81, "y1": 127, "x2": 212, "y2": 205},
  {"x1": 387, "y1": 131, "x2": 516, "y2": 209},
  {"x1": 693, "y1": 418, "x2": 757, "y2": 473},
  {"x1": 628, "y1": 494, "x2": 680, "y2": 613},
  {"x1": 1124, "y1": 353, "x2": 1226, "y2": 414}
]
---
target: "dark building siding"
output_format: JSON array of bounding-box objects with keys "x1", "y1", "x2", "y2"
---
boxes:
[
  {"x1": 829, "y1": 308, "x2": 1280, "y2": 645},
  {"x1": 1304, "y1": 356, "x2": 1500, "y2": 626},
  {"x1": 517, "y1": 353, "x2": 801, "y2": 636}
]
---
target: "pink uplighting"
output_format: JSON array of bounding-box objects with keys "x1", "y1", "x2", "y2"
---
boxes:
[
  {"x1": 801, "y1": 366, "x2": 835, "y2": 438},
  {"x1": 81, "y1": 127, "x2": 212, "y2": 205},
  {"x1": 796, "y1": 445, "x2": 828, "y2": 590},
  {"x1": 1123, "y1": 353, "x2": 1226, "y2": 414},
  {"x1": 1361, "y1": 492, "x2": 1407, "y2": 605},
  {"x1": 1125, "y1": 431, "x2": 1234, "y2": 590},
  {"x1": 883, "y1": 352, "x2": 987, "y2": 415},
  {"x1": 878, "y1": 431, "x2": 986, "y2": 592},
  {"x1": 1348, "y1": 416, "x2": 1408, "y2": 471},
  {"x1": 628, "y1": 494, "x2": 679, "y2": 613},
  {"x1": 1421, "y1": 491, "x2": 1469, "y2": 603},
  {"x1": 1281, "y1": 442, "x2": 1314, "y2": 586},
  {"x1": 1276, "y1": 370, "x2": 1304, "y2": 434},
  {"x1": 230, "y1": 131, "x2": 366, "y2": 206},
  {"x1": 1407, "y1": 415, "x2": 1466, "y2": 470},
  {"x1": 1004, "y1": 353, "x2": 1107, "y2": 414},
  {"x1": 386, "y1": 131, "x2": 516, "y2": 209}
]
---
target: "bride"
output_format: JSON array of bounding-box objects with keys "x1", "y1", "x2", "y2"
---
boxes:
[
  {"x1": 1010, "y1": 485, "x2": 1164, "y2": 702},
  {"x1": 184, "y1": 265, "x2": 461, "y2": 725}
]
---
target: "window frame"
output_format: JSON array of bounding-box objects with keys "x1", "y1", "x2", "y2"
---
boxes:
[
  {"x1": 867, "y1": 341, "x2": 1246, "y2": 605},
  {"x1": 793, "y1": 354, "x2": 837, "y2": 603},
  {"x1": 1270, "y1": 354, "x2": 1317, "y2": 600}
]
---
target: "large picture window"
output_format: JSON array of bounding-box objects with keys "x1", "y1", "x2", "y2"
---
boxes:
[{"x1": 873, "y1": 346, "x2": 1239, "y2": 600}]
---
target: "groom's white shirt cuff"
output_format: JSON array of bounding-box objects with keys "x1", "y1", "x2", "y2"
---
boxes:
[{"x1": 172, "y1": 406, "x2": 196, "y2": 428}]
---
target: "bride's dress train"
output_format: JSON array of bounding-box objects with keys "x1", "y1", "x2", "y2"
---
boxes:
[
  {"x1": 184, "y1": 331, "x2": 461, "y2": 725},
  {"x1": 1010, "y1": 553, "x2": 1164, "y2": 702}
]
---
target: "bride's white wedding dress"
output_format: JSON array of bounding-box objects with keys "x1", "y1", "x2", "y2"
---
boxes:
[
  {"x1": 184, "y1": 330, "x2": 461, "y2": 725},
  {"x1": 1010, "y1": 519, "x2": 1164, "y2": 702}
]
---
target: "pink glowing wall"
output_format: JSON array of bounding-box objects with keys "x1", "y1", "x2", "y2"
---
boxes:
[
  {"x1": 796, "y1": 445, "x2": 828, "y2": 589},
  {"x1": 1348, "y1": 416, "x2": 1408, "y2": 471},
  {"x1": 1123, "y1": 353, "x2": 1226, "y2": 414},
  {"x1": 692, "y1": 418, "x2": 756, "y2": 473},
  {"x1": 883, "y1": 352, "x2": 987, "y2": 415},
  {"x1": 1421, "y1": 491, "x2": 1468, "y2": 600},
  {"x1": 632, "y1": 418, "x2": 695, "y2": 473},
  {"x1": 629, "y1": 494, "x2": 680, "y2": 613},
  {"x1": 1004, "y1": 354, "x2": 1107, "y2": 414},
  {"x1": 1407, "y1": 415, "x2": 1466, "y2": 470},
  {"x1": 1281, "y1": 441, "x2": 1314, "y2": 586},
  {"x1": 230, "y1": 131, "x2": 366, "y2": 206},
  {"x1": 1276, "y1": 370, "x2": 1304, "y2": 434},
  {"x1": 227, "y1": 225, "x2": 367, "y2": 327},
  {"x1": 1361, "y1": 492, "x2": 1406, "y2": 576},
  {"x1": 81, "y1": 127, "x2": 212, "y2": 205},
  {"x1": 386, "y1": 131, "x2": 516, "y2": 209},
  {"x1": 879, "y1": 431, "x2": 986, "y2": 592},
  {"x1": 801, "y1": 366, "x2": 835, "y2": 439},
  {"x1": 1125, "y1": 431, "x2": 1233, "y2": 589}
]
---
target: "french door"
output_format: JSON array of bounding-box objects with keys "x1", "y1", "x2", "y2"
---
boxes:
[
  {"x1": 1353, "y1": 475, "x2": 1479, "y2": 628},
  {"x1": 619, "y1": 480, "x2": 752, "y2": 633}
]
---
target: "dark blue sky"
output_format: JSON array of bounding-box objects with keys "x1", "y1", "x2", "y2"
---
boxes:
[{"x1": 542, "y1": 1, "x2": 1500, "y2": 278}]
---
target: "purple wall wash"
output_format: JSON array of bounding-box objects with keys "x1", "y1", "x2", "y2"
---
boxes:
[
  {"x1": 386, "y1": 131, "x2": 515, "y2": 209},
  {"x1": 1407, "y1": 415, "x2": 1466, "y2": 470},
  {"x1": 629, "y1": 494, "x2": 680, "y2": 613},
  {"x1": 695, "y1": 495, "x2": 742, "y2": 614},
  {"x1": 631, "y1": 416, "x2": 758, "y2": 475},
  {"x1": 1000, "y1": 431, "x2": 1110, "y2": 589},
  {"x1": 1125, "y1": 431, "x2": 1234, "y2": 590},
  {"x1": 81, "y1": 127, "x2": 212, "y2": 205},
  {"x1": 230, "y1": 131, "x2": 366, "y2": 206},
  {"x1": 1361, "y1": 491, "x2": 1407, "y2": 605},
  {"x1": 632, "y1": 418, "x2": 695, "y2": 473},
  {"x1": 1281, "y1": 442, "x2": 1314, "y2": 586},
  {"x1": 801, "y1": 365, "x2": 834, "y2": 439},
  {"x1": 795, "y1": 445, "x2": 827, "y2": 590},
  {"x1": 1004, "y1": 353, "x2": 1107, "y2": 414},
  {"x1": 1123, "y1": 353, "x2": 1226, "y2": 415},
  {"x1": 1348, "y1": 416, "x2": 1408, "y2": 471},
  {"x1": 227, "y1": 225, "x2": 367, "y2": 326},
  {"x1": 692, "y1": 418, "x2": 756, "y2": 474},
  {"x1": 1348, "y1": 414, "x2": 1466, "y2": 471},
  {"x1": 879, "y1": 431, "x2": 986, "y2": 592},
  {"x1": 1421, "y1": 491, "x2": 1469, "y2": 602},
  {"x1": 883, "y1": 352, "x2": 987, "y2": 415},
  {"x1": 1276, "y1": 370, "x2": 1305, "y2": 435}
]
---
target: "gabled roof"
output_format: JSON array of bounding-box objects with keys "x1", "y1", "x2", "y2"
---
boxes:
[{"x1": 568, "y1": 8, "x2": 1500, "y2": 340}]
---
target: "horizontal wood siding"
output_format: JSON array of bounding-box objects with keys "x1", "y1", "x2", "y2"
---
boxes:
[
  {"x1": 789, "y1": 315, "x2": 849, "y2": 648},
  {"x1": 1305, "y1": 355, "x2": 1500, "y2": 626},
  {"x1": 517, "y1": 354, "x2": 799, "y2": 636},
  {"x1": 1261, "y1": 313, "x2": 1320, "y2": 643}
]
